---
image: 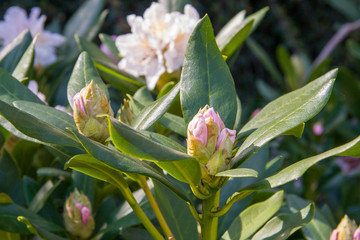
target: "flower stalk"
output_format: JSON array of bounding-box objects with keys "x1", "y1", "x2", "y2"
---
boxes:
[
  {"x1": 137, "y1": 175, "x2": 174, "y2": 240},
  {"x1": 201, "y1": 190, "x2": 220, "y2": 240},
  {"x1": 110, "y1": 171, "x2": 165, "y2": 240}
]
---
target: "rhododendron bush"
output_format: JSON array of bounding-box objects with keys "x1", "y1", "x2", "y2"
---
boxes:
[{"x1": 1, "y1": 0, "x2": 360, "y2": 240}]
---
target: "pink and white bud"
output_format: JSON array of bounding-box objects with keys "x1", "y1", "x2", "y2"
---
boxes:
[
  {"x1": 188, "y1": 113, "x2": 208, "y2": 146},
  {"x1": 73, "y1": 93, "x2": 86, "y2": 115},
  {"x1": 216, "y1": 128, "x2": 236, "y2": 150},
  {"x1": 330, "y1": 229, "x2": 338, "y2": 240},
  {"x1": 81, "y1": 206, "x2": 91, "y2": 226},
  {"x1": 203, "y1": 107, "x2": 224, "y2": 131},
  {"x1": 354, "y1": 228, "x2": 360, "y2": 240},
  {"x1": 63, "y1": 189, "x2": 94, "y2": 239}
]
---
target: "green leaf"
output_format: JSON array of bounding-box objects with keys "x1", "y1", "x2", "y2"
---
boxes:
[
  {"x1": 283, "y1": 122, "x2": 305, "y2": 138},
  {"x1": 75, "y1": 35, "x2": 143, "y2": 94},
  {"x1": 227, "y1": 134, "x2": 360, "y2": 208},
  {"x1": 216, "y1": 11, "x2": 253, "y2": 57},
  {"x1": 0, "y1": 30, "x2": 32, "y2": 73},
  {"x1": 13, "y1": 101, "x2": 76, "y2": 129},
  {"x1": 153, "y1": 180, "x2": 198, "y2": 240},
  {"x1": 0, "y1": 100, "x2": 80, "y2": 147},
  {"x1": 0, "y1": 230, "x2": 20, "y2": 240},
  {"x1": 37, "y1": 168, "x2": 72, "y2": 179},
  {"x1": 72, "y1": 170, "x2": 95, "y2": 205},
  {"x1": 233, "y1": 96, "x2": 242, "y2": 131},
  {"x1": 158, "y1": 113, "x2": 187, "y2": 137},
  {"x1": 216, "y1": 168, "x2": 258, "y2": 178},
  {"x1": 287, "y1": 194, "x2": 332, "y2": 240},
  {"x1": 63, "y1": 0, "x2": 104, "y2": 40},
  {"x1": 327, "y1": 0, "x2": 360, "y2": 21},
  {"x1": 132, "y1": 83, "x2": 180, "y2": 130},
  {"x1": 158, "y1": 0, "x2": 190, "y2": 12},
  {"x1": 99, "y1": 33, "x2": 121, "y2": 61},
  {"x1": 85, "y1": 9, "x2": 108, "y2": 41},
  {"x1": 221, "y1": 190, "x2": 284, "y2": 240},
  {"x1": 216, "y1": 7, "x2": 269, "y2": 57},
  {"x1": 0, "y1": 202, "x2": 64, "y2": 234},
  {"x1": 180, "y1": 15, "x2": 237, "y2": 129},
  {"x1": 0, "y1": 151, "x2": 25, "y2": 206},
  {"x1": 0, "y1": 68, "x2": 43, "y2": 105},
  {"x1": 18, "y1": 216, "x2": 67, "y2": 240},
  {"x1": 276, "y1": 45, "x2": 297, "y2": 90},
  {"x1": 67, "y1": 130, "x2": 191, "y2": 202},
  {"x1": 28, "y1": 180, "x2": 62, "y2": 213},
  {"x1": 233, "y1": 69, "x2": 337, "y2": 167},
  {"x1": 246, "y1": 38, "x2": 283, "y2": 86},
  {"x1": 251, "y1": 203, "x2": 315, "y2": 240},
  {"x1": 67, "y1": 51, "x2": 109, "y2": 108},
  {"x1": 12, "y1": 35, "x2": 37, "y2": 81},
  {"x1": 107, "y1": 116, "x2": 201, "y2": 185}
]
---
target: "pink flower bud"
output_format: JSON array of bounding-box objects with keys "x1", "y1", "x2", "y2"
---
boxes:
[
  {"x1": 75, "y1": 203, "x2": 83, "y2": 209},
  {"x1": 216, "y1": 128, "x2": 236, "y2": 150},
  {"x1": 81, "y1": 206, "x2": 91, "y2": 226},
  {"x1": 203, "y1": 107, "x2": 224, "y2": 131},
  {"x1": 330, "y1": 229, "x2": 338, "y2": 240},
  {"x1": 73, "y1": 93, "x2": 86, "y2": 114},
  {"x1": 188, "y1": 113, "x2": 208, "y2": 146},
  {"x1": 354, "y1": 228, "x2": 360, "y2": 240},
  {"x1": 313, "y1": 122, "x2": 323, "y2": 136}
]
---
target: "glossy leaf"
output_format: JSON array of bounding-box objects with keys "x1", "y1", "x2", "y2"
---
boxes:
[
  {"x1": 18, "y1": 217, "x2": 67, "y2": 240},
  {"x1": 0, "y1": 30, "x2": 32, "y2": 73},
  {"x1": 75, "y1": 35, "x2": 143, "y2": 94},
  {"x1": 0, "y1": 151, "x2": 25, "y2": 206},
  {"x1": 107, "y1": 116, "x2": 201, "y2": 185},
  {"x1": 0, "y1": 202, "x2": 64, "y2": 234},
  {"x1": 154, "y1": 180, "x2": 198, "y2": 240},
  {"x1": 221, "y1": 191, "x2": 283, "y2": 240},
  {"x1": 180, "y1": 15, "x2": 237, "y2": 129},
  {"x1": 233, "y1": 69, "x2": 337, "y2": 167},
  {"x1": 67, "y1": 131, "x2": 191, "y2": 202},
  {"x1": 0, "y1": 68, "x2": 43, "y2": 105},
  {"x1": 287, "y1": 194, "x2": 332, "y2": 240},
  {"x1": 67, "y1": 51, "x2": 109, "y2": 108},
  {"x1": 12, "y1": 35, "x2": 37, "y2": 81},
  {"x1": 99, "y1": 33, "x2": 121, "y2": 61},
  {"x1": 0, "y1": 100, "x2": 80, "y2": 147},
  {"x1": 158, "y1": 113, "x2": 187, "y2": 137},
  {"x1": 251, "y1": 203, "x2": 315, "y2": 240},
  {"x1": 63, "y1": 0, "x2": 104, "y2": 40},
  {"x1": 13, "y1": 101, "x2": 76, "y2": 129},
  {"x1": 226, "y1": 135, "x2": 360, "y2": 209},
  {"x1": 28, "y1": 180, "x2": 62, "y2": 213},
  {"x1": 133, "y1": 83, "x2": 180, "y2": 130},
  {"x1": 216, "y1": 7, "x2": 269, "y2": 57},
  {"x1": 216, "y1": 168, "x2": 258, "y2": 178}
]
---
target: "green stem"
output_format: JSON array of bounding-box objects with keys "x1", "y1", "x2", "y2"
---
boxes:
[
  {"x1": 111, "y1": 172, "x2": 165, "y2": 240},
  {"x1": 201, "y1": 190, "x2": 220, "y2": 240},
  {"x1": 138, "y1": 175, "x2": 175, "y2": 240}
]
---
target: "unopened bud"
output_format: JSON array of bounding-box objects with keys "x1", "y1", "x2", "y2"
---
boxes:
[
  {"x1": 63, "y1": 189, "x2": 94, "y2": 240},
  {"x1": 118, "y1": 98, "x2": 136, "y2": 125},
  {"x1": 331, "y1": 215, "x2": 357, "y2": 240},
  {"x1": 73, "y1": 81, "x2": 114, "y2": 143},
  {"x1": 354, "y1": 228, "x2": 360, "y2": 240}
]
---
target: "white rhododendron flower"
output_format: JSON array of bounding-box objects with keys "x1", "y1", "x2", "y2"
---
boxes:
[
  {"x1": 0, "y1": 6, "x2": 65, "y2": 66},
  {"x1": 28, "y1": 80, "x2": 46, "y2": 104},
  {"x1": 116, "y1": 2, "x2": 200, "y2": 90}
]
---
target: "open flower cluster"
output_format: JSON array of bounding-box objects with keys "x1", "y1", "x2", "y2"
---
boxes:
[
  {"x1": 73, "y1": 80, "x2": 114, "y2": 143},
  {"x1": 116, "y1": 2, "x2": 200, "y2": 90},
  {"x1": 0, "y1": 6, "x2": 65, "y2": 66},
  {"x1": 63, "y1": 189, "x2": 94, "y2": 240},
  {"x1": 187, "y1": 106, "x2": 236, "y2": 177}
]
